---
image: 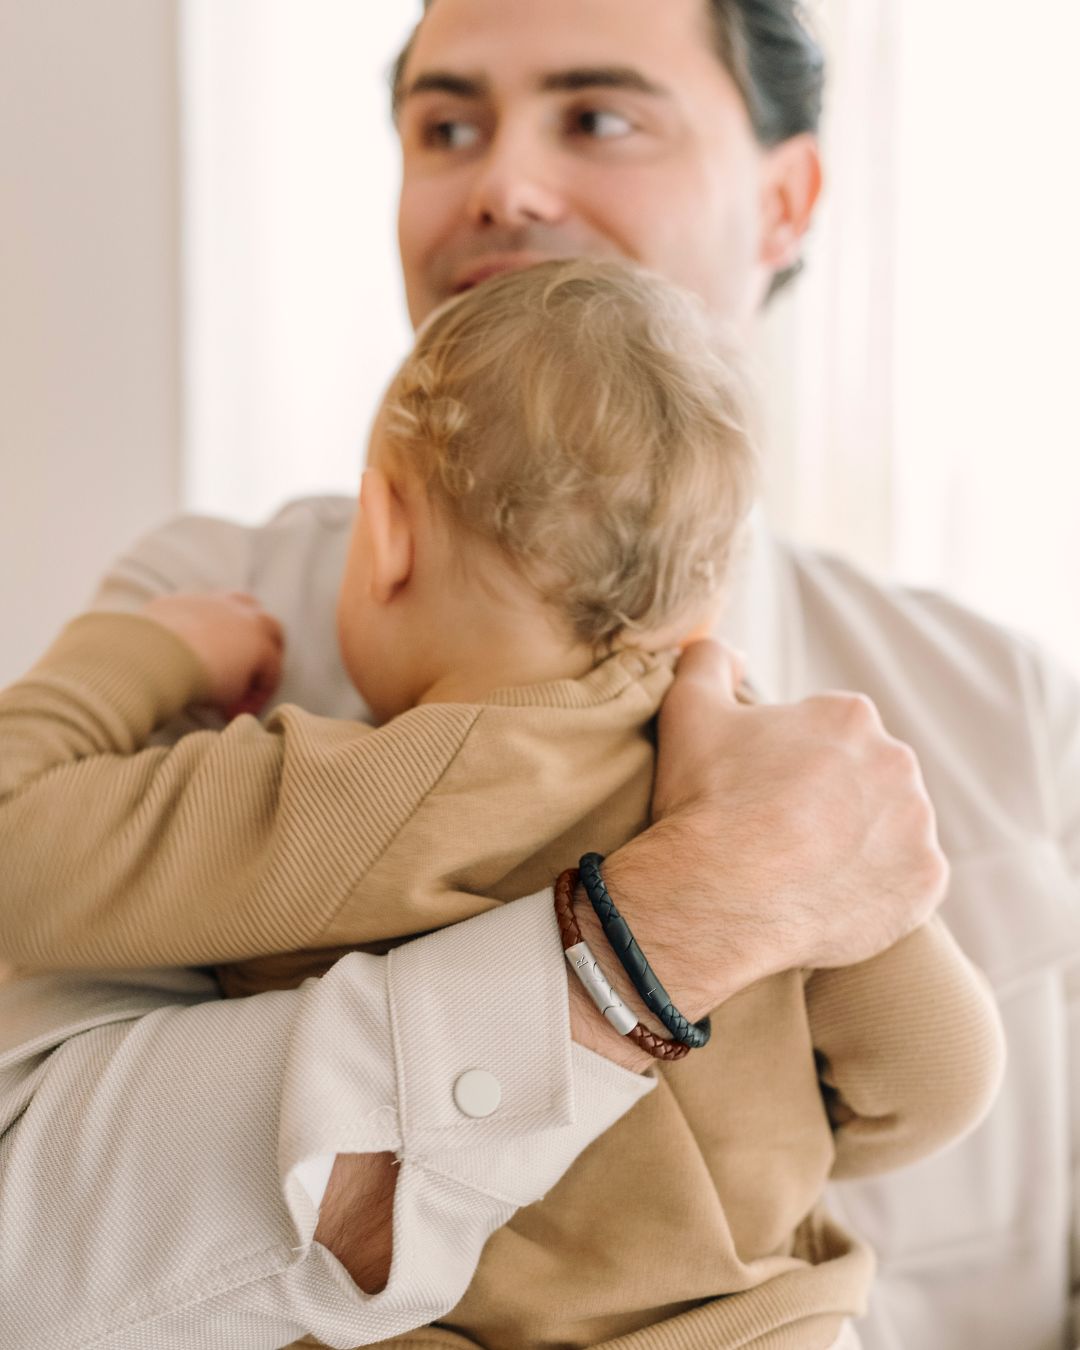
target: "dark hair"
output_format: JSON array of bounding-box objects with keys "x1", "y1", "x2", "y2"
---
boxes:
[{"x1": 391, "y1": 0, "x2": 825, "y2": 298}]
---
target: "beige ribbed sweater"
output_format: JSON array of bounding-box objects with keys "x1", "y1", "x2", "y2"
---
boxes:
[{"x1": 0, "y1": 612, "x2": 1005, "y2": 1350}]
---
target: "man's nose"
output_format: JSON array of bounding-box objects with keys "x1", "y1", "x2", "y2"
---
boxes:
[{"x1": 465, "y1": 133, "x2": 568, "y2": 228}]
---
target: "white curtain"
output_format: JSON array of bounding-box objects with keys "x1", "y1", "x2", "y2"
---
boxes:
[
  {"x1": 756, "y1": 0, "x2": 1080, "y2": 671},
  {"x1": 181, "y1": 0, "x2": 415, "y2": 524},
  {"x1": 754, "y1": 0, "x2": 901, "y2": 579}
]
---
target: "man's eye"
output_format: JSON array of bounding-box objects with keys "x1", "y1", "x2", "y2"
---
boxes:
[
  {"x1": 424, "y1": 120, "x2": 482, "y2": 151},
  {"x1": 570, "y1": 109, "x2": 635, "y2": 139}
]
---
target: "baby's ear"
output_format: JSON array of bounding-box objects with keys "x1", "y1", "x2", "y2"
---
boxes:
[{"x1": 360, "y1": 467, "x2": 414, "y2": 603}]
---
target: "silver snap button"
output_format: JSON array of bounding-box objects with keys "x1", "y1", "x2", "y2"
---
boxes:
[{"x1": 453, "y1": 1068, "x2": 502, "y2": 1119}]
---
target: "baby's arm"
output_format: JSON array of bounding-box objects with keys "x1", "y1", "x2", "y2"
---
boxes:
[
  {"x1": 805, "y1": 915, "x2": 1006, "y2": 1179},
  {"x1": 0, "y1": 600, "x2": 411, "y2": 971},
  {"x1": 0, "y1": 592, "x2": 281, "y2": 792}
]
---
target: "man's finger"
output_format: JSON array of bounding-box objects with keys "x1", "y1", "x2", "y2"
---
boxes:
[{"x1": 673, "y1": 638, "x2": 745, "y2": 704}]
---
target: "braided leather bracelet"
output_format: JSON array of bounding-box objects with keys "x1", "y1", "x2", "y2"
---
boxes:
[
  {"x1": 555, "y1": 869, "x2": 690, "y2": 1062},
  {"x1": 579, "y1": 852, "x2": 712, "y2": 1049}
]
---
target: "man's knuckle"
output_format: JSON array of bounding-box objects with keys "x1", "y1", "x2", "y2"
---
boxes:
[
  {"x1": 843, "y1": 693, "x2": 883, "y2": 733},
  {"x1": 875, "y1": 743, "x2": 925, "y2": 806},
  {"x1": 806, "y1": 691, "x2": 845, "y2": 717},
  {"x1": 807, "y1": 691, "x2": 880, "y2": 735},
  {"x1": 885, "y1": 737, "x2": 920, "y2": 776},
  {"x1": 907, "y1": 838, "x2": 948, "y2": 902},
  {"x1": 927, "y1": 844, "x2": 950, "y2": 890}
]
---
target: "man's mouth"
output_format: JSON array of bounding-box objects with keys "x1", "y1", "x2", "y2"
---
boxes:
[{"x1": 452, "y1": 254, "x2": 552, "y2": 294}]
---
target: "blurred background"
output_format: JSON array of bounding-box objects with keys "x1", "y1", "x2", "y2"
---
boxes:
[{"x1": 2, "y1": 0, "x2": 1078, "y2": 687}]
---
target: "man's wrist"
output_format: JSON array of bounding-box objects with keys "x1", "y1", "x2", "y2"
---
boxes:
[
  {"x1": 563, "y1": 845, "x2": 722, "y2": 1074},
  {"x1": 601, "y1": 827, "x2": 763, "y2": 1016},
  {"x1": 314, "y1": 1151, "x2": 397, "y2": 1292},
  {"x1": 565, "y1": 888, "x2": 655, "y2": 1074},
  {"x1": 566, "y1": 962, "x2": 652, "y2": 1073}
]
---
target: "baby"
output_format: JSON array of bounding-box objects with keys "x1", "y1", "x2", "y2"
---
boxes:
[{"x1": 0, "y1": 260, "x2": 1003, "y2": 1350}]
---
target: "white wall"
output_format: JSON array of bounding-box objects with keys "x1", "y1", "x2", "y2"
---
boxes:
[
  {"x1": 0, "y1": 0, "x2": 182, "y2": 685},
  {"x1": 182, "y1": 0, "x2": 416, "y2": 524}
]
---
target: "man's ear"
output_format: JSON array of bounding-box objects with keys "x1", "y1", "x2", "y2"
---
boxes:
[
  {"x1": 758, "y1": 133, "x2": 823, "y2": 274},
  {"x1": 359, "y1": 466, "x2": 414, "y2": 604}
]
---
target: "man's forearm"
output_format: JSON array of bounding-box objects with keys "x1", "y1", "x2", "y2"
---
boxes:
[{"x1": 598, "y1": 827, "x2": 759, "y2": 1017}]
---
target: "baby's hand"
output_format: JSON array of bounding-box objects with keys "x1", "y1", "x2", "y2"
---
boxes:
[{"x1": 142, "y1": 592, "x2": 285, "y2": 718}]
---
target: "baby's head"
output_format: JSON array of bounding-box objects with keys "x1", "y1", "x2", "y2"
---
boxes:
[{"x1": 337, "y1": 259, "x2": 756, "y2": 721}]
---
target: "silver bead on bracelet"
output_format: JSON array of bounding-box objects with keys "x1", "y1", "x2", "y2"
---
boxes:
[{"x1": 564, "y1": 940, "x2": 639, "y2": 1036}]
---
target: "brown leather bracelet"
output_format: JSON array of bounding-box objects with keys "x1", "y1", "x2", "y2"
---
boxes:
[{"x1": 555, "y1": 868, "x2": 690, "y2": 1062}]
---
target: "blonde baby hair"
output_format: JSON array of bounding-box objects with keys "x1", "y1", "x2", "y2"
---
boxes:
[{"x1": 381, "y1": 259, "x2": 756, "y2": 651}]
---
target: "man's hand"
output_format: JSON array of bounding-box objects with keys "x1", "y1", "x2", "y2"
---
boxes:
[
  {"x1": 572, "y1": 640, "x2": 948, "y2": 1057},
  {"x1": 142, "y1": 591, "x2": 285, "y2": 718}
]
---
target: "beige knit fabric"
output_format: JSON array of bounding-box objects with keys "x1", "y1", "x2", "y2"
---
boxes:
[{"x1": 0, "y1": 611, "x2": 1005, "y2": 1349}]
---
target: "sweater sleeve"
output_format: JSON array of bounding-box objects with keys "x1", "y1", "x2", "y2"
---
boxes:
[
  {"x1": 805, "y1": 915, "x2": 1007, "y2": 1180},
  {"x1": 0, "y1": 891, "x2": 656, "y2": 1350},
  {"x1": 0, "y1": 611, "x2": 476, "y2": 971}
]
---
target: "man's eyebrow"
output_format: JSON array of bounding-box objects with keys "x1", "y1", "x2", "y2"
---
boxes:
[
  {"x1": 539, "y1": 67, "x2": 673, "y2": 98},
  {"x1": 398, "y1": 66, "x2": 672, "y2": 108},
  {"x1": 398, "y1": 72, "x2": 491, "y2": 105}
]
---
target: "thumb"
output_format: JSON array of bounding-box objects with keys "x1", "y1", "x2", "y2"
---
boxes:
[
  {"x1": 653, "y1": 639, "x2": 746, "y2": 819},
  {"x1": 672, "y1": 638, "x2": 745, "y2": 704}
]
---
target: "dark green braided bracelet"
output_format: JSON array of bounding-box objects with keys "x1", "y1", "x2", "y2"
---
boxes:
[{"x1": 579, "y1": 851, "x2": 712, "y2": 1050}]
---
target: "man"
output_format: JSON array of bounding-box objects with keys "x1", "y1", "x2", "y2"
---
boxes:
[{"x1": 1, "y1": 1, "x2": 1077, "y2": 1347}]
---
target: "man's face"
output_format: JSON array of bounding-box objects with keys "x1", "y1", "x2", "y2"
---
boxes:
[{"x1": 396, "y1": 0, "x2": 778, "y2": 328}]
